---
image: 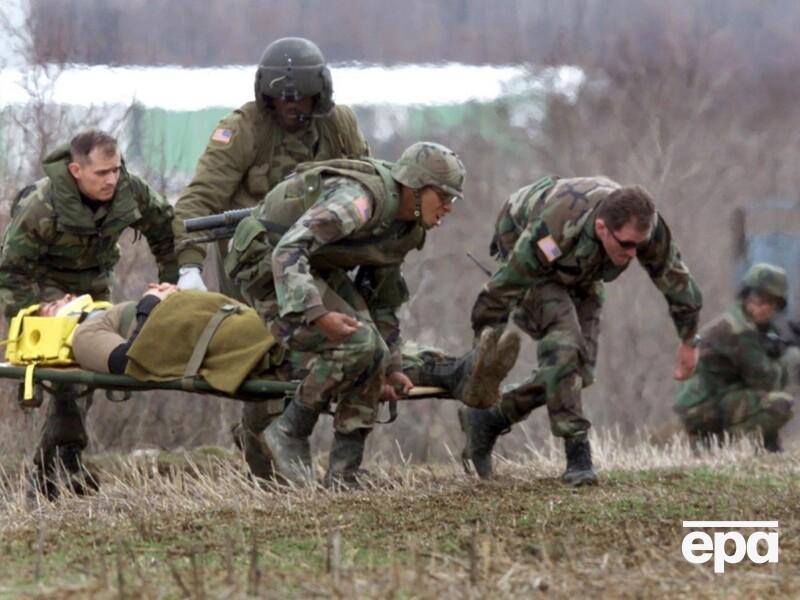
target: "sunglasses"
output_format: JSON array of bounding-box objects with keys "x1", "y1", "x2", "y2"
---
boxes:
[{"x1": 608, "y1": 227, "x2": 649, "y2": 251}]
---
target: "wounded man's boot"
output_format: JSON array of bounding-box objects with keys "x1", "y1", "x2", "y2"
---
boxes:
[
  {"x1": 461, "y1": 329, "x2": 522, "y2": 409},
  {"x1": 562, "y1": 432, "x2": 598, "y2": 486},
  {"x1": 459, "y1": 405, "x2": 511, "y2": 478},
  {"x1": 324, "y1": 428, "x2": 370, "y2": 490},
  {"x1": 264, "y1": 399, "x2": 320, "y2": 485}
]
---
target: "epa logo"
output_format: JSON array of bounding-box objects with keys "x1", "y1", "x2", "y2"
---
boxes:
[{"x1": 681, "y1": 521, "x2": 779, "y2": 574}]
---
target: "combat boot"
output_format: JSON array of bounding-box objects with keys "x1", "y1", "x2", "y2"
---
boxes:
[
  {"x1": 461, "y1": 329, "x2": 522, "y2": 409},
  {"x1": 459, "y1": 406, "x2": 511, "y2": 478},
  {"x1": 232, "y1": 423, "x2": 274, "y2": 481},
  {"x1": 562, "y1": 433, "x2": 598, "y2": 486},
  {"x1": 763, "y1": 430, "x2": 783, "y2": 453},
  {"x1": 30, "y1": 443, "x2": 98, "y2": 501},
  {"x1": 264, "y1": 400, "x2": 319, "y2": 485},
  {"x1": 323, "y1": 428, "x2": 370, "y2": 490}
]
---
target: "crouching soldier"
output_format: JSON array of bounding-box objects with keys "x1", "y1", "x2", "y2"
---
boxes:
[
  {"x1": 225, "y1": 142, "x2": 469, "y2": 487},
  {"x1": 461, "y1": 176, "x2": 703, "y2": 485},
  {"x1": 675, "y1": 263, "x2": 795, "y2": 451}
]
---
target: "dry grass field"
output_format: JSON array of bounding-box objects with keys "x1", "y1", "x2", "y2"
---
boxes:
[{"x1": 1, "y1": 433, "x2": 798, "y2": 599}]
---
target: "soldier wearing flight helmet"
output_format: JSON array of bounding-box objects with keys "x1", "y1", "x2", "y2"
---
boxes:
[{"x1": 173, "y1": 37, "x2": 369, "y2": 293}]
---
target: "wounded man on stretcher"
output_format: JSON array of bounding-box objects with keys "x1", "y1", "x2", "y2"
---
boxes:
[{"x1": 6, "y1": 285, "x2": 520, "y2": 496}]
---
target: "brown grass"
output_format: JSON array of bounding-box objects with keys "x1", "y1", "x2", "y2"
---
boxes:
[{"x1": 1, "y1": 434, "x2": 798, "y2": 598}]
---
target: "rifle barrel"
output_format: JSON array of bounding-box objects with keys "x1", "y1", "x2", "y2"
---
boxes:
[{"x1": 184, "y1": 208, "x2": 254, "y2": 233}]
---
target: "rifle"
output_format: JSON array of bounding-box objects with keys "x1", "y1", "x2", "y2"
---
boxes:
[
  {"x1": 183, "y1": 208, "x2": 254, "y2": 244},
  {"x1": 466, "y1": 251, "x2": 493, "y2": 278}
]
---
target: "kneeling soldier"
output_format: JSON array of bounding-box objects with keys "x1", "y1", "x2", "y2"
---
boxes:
[{"x1": 675, "y1": 263, "x2": 795, "y2": 451}]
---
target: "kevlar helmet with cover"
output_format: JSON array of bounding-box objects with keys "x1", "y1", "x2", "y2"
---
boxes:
[
  {"x1": 391, "y1": 142, "x2": 466, "y2": 199},
  {"x1": 255, "y1": 37, "x2": 334, "y2": 115},
  {"x1": 740, "y1": 263, "x2": 788, "y2": 310}
]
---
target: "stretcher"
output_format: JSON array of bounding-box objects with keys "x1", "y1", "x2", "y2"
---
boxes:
[{"x1": 0, "y1": 362, "x2": 449, "y2": 419}]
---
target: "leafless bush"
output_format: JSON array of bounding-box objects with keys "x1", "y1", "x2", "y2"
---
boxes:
[{"x1": 3, "y1": 1, "x2": 800, "y2": 464}]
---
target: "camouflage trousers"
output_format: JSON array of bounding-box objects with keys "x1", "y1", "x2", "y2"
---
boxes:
[
  {"x1": 400, "y1": 341, "x2": 469, "y2": 392},
  {"x1": 498, "y1": 281, "x2": 603, "y2": 438},
  {"x1": 240, "y1": 342, "x2": 465, "y2": 450},
  {"x1": 676, "y1": 388, "x2": 794, "y2": 439},
  {"x1": 257, "y1": 269, "x2": 391, "y2": 434}
]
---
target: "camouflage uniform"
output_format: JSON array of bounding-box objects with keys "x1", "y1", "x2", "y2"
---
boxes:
[
  {"x1": 227, "y1": 164, "x2": 426, "y2": 434},
  {"x1": 0, "y1": 144, "x2": 177, "y2": 499},
  {"x1": 226, "y1": 142, "x2": 465, "y2": 485},
  {"x1": 675, "y1": 264, "x2": 794, "y2": 446},
  {"x1": 472, "y1": 176, "x2": 702, "y2": 437},
  {"x1": 0, "y1": 146, "x2": 177, "y2": 317}
]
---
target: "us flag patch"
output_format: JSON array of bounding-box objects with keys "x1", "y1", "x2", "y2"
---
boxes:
[
  {"x1": 211, "y1": 128, "x2": 233, "y2": 144},
  {"x1": 353, "y1": 196, "x2": 371, "y2": 224},
  {"x1": 536, "y1": 235, "x2": 562, "y2": 262}
]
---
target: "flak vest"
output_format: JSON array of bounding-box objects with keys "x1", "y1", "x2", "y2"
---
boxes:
[{"x1": 226, "y1": 158, "x2": 425, "y2": 298}]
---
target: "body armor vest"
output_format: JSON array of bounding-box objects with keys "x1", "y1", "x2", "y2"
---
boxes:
[{"x1": 256, "y1": 158, "x2": 425, "y2": 270}]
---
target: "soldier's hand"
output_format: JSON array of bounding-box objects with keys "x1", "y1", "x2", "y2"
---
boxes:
[
  {"x1": 314, "y1": 311, "x2": 359, "y2": 342},
  {"x1": 177, "y1": 266, "x2": 207, "y2": 291},
  {"x1": 673, "y1": 341, "x2": 699, "y2": 381},
  {"x1": 386, "y1": 371, "x2": 414, "y2": 399}
]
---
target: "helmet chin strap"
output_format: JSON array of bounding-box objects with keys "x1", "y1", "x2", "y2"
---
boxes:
[{"x1": 413, "y1": 189, "x2": 427, "y2": 229}]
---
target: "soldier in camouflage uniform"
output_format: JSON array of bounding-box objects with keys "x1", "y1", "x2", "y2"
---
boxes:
[
  {"x1": 0, "y1": 129, "x2": 177, "y2": 498},
  {"x1": 225, "y1": 141, "x2": 466, "y2": 487},
  {"x1": 174, "y1": 37, "x2": 369, "y2": 294},
  {"x1": 675, "y1": 263, "x2": 795, "y2": 451},
  {"x1": 460, "y1": 176, "x2": 703, "y2": 486}
]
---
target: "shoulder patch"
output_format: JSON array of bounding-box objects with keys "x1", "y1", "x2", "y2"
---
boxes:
[
  {"x1": 536, "y1": 235, "x2": 562, "y2": 263},
  {"x1": 353, "y1": 196, "x2": 371, "y2": 224},
  {"x1": 211, "y1": 128, "x2": 234, "y2": 144}
]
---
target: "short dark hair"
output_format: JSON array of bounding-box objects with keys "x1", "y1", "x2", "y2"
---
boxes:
[
  {"x1": 596, "y1": 185, "x2": 656, "y2": 232},
  {"x1": 69, "y1": 130, "x2": 118, "y2": 164}
]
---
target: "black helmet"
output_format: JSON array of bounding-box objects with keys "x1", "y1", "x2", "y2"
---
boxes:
[{"x1": 254, "y1": 37, "x2": 334, "y2": 115}]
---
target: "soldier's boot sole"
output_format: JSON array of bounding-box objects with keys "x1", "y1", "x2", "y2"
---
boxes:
[
  {"x1": 232, "y1": 423, "x2": 275, "y2": 481},
  {"x1": 461, "y1": 328, "x2": 501, "y2": 409},
  {"x1": 459, "y1": 407, "x2": 502, "y2": 479},
  {"x1": 264, "y1": 421, "x2": 313, "y2": 485},
  {"x1": 463, "y1": 330, "x2": 522, "y2": 409}
]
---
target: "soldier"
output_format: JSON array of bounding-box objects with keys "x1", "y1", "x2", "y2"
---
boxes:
[
  {"x1": 460, "y1": 176, "x2": 703, "y2": 486},
  {"x1": 0, "y1": 129, "x2": 178, "y2": 496},
  {"x1": 225, "y1": 141, "x2": 466, "y2": 487},
  {"x1": 674, "y1": 263, "x2": 795, "y2": 451},
  {"x1": 174, "y1": 37, "x2": 369, "y2": 293}
]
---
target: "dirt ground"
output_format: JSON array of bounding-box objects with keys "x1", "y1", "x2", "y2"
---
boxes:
[{"x1": 1, "y1": 436, "x2": 797, "y2": 598}]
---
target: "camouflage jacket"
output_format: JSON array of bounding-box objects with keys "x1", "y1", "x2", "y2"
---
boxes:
[
  {"x1": 227, "y1": 159, "x2": 424, "y2": 372},
  {"x1": 471, "y1": 176, "x2": 702, "y2": 340},
  {"x1": 0, "y1": 146, "x2": 177, "y2": 318},
  {"x1": 173, "y1": 102, "x2": 370, "y2": 267},
  {"x1": 675, "y1": 303, "x2": 787, "y2": 409}
]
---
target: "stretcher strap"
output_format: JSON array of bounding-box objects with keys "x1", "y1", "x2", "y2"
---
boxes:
[
  {"x1": 183, "y1": 303, "x2": 241, "y2": 379},
  {"x1": 24, "y1": 363, "x2": 35, "y2": 402}
]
